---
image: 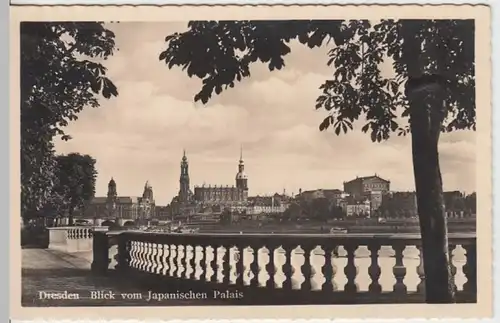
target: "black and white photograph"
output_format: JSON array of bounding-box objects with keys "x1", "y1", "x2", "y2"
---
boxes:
[{"x1": 12, "y1": 3, "x2": 492, "y2": 319}]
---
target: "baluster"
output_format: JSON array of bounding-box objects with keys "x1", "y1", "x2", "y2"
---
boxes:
[
  {"x1": 448, "y1": 244, "x2": 457, "y2": 293},
  {"x1": 146, "y1": 243, "x2": 153, "y2": 273},
  {"x1": 189, "y1": 245, "x2": 197, "y2": 280},
  {"x1": 392, "y1": 243, "x2": 407, "y2": 294},
  {"x1": 162, "y1": 244, "x2": 170, "y2": 276},
  {"x1": 210, "y1": 246, "x2": 218, "y2": 283},
  {"x1": 142, "y1": 242, "x2": 149, "y2": 272},
  {"x1": 300, "y1": 244, "x2": 314, "y2": 291},
  {"x1": 282, "y1": 245, "x2": 294, "y2": 290},
  {"x1": 133, "y1": 242, "x2": 140, "y2": 270},
  {"x1": 249, "y1": 247, "x2": 260, "y2": 287},
  {"x1": 321, "y1": 244, "x2": 338, "y2": 293},
  {"x1": 368, "y1": 243, "x2": 382, "y2": 294},
  {"x1": 265, "y1": 244, "x2": 277, "y2": 289},
  {"x1": 152, "y1": 243, "x2": 159, "y2": 273},
  {"x1": 462, "y1": 243, "x2": 477, "y2": 300},
  {"x1": 235, "y1": 245, "x2": 245, "y2": 286},
  {"x1": 136, "y1": 242, "x2": 143, "y2": 271},
  {"x1": 344, "y1": 244, "x2": 359, "y2": 294},
  {"x1": 175, "y1": 244, "x2": 181, "y2": 277},
  {"x1": 169, "y1": 245, "x2": 177, "y2": 277},
  {"x1": 146, "y1": 242, "x2": 152, "y2": 272},
  {"x1": 200, "y1": 245, "x2": 208, "y2": 281},
  {"x1": 129, "y1": 241, "x2": 136, "y2": 268},
  {"x1": 184, "y1": 245, "x2": 190, "y2": 279},
  {"x1": 140, "y1": 242, "x2": 147, "y2": 271},
  {"x1": 156, "y1": 243, "x2": 164, "y2": 274},
  {"x1": 134, "y1": 241, "x2": 141, "y2": 269},
  {"x1": 179, "y1": 245, "x2": 186, "y2": 278},
  {"x1": 416, "y1": 245, "x2": 426, "y2": 294},
  {"x1": 222, "y1": 245, "x2": 231, "y2": 285}
]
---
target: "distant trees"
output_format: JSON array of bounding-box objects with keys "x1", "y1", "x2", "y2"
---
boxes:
[
  {"x1": 310, "y1": 197, "x2": 331, "y2": 222},
  {"x1": 331, "y1": 205, "x2": 345, "y2": 219},
  {"x1": 284, "y1": 197, "x2": 345, "y2": 221},
  {"x1": 283, "y1": 201, "x2": 301, "y2": 221},
  {"x1": 465, "y1": 192, "x2": 476, "y2": 214},
  {"x1": 51, "y1": 153, "x2": 97, "y2": 225},
  {"x1": 21, "y1": 22, "x2": 118, "y2": 223}
]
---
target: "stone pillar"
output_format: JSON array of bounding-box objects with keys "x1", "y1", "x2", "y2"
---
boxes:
[
  {"x1": 47, "y1": 227, "x2": 70, "y2": 252},
  {"x1": 91, "y1": 230, "x2": 110, "y2": 275}
]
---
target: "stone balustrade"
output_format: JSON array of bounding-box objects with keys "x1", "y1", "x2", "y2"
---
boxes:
[
  {"x1": 48, "y1": 226, "x2": 107, "y2": 253},
  {"x1": 91, "y1": 231, "x2": 476, "y2": 304}
]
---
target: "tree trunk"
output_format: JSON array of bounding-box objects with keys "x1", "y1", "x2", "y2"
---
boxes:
[
  {"x1": 68, "y1": 207, "x2": 74, "y2": 226},
  {"x1": 401, "y1": 20, "x2": 455, "y2": 303},
  {"x1": 409, "y1": 97, "x2": 455, "y2": 303}
]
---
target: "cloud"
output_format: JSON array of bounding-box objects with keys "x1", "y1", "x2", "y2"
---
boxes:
[{"x1": 54, "y1": 22, "x2": 476, "y2": 205}]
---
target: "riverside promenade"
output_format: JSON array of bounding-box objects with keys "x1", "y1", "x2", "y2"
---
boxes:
[{"x1": 22, "y1": 248, "x2": 225, "y2": 306}]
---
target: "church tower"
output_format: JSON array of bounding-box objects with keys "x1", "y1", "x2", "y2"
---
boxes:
[
  {"x1": 142, "y1": 181, "x2": 154, "y2": 202},
  {"x1": 179, "y1": 150, "x2": 190, "y2": 202},
  {"x1": 107, "y1": 177, "x2": 117, "y2": 202},
  {"x1": 235, "y1": 146, "x2": 248, "y2": 191},
  {"x1": 106, "y1": 177, "x2": 118, "y2": 216}
]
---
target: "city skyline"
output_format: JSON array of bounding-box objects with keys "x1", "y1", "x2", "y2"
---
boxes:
[{"x1": 53, "y1": 22, "x2": 476, "y2": 205}]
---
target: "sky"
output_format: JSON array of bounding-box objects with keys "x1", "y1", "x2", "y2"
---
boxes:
[{"x1": 54, "y1": 22, "x2": 476, "y2": 205}]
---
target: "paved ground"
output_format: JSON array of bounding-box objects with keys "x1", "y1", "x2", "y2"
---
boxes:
[{"x1": 21, "y1": 248, "x2": 222, "y2": 307}]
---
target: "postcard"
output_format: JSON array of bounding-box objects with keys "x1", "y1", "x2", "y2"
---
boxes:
[{"x1": 10, "y1": 3, "x2": 492, "y2": 320}]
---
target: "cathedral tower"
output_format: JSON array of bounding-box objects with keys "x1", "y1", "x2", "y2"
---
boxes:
[
  {"x1": 107, "y1": 177, "x2": 117, "y2": 201},
  {"x1": 106, "y1": 177, "x2": 118, "y2": 215},
  {"x1": 142, "y1": 181, "x2": 154, "y2": 201},
  {"x1": 179, "y1": 150, "x2": 190, "y2": 202},
  {"x1": 235, "y1": 146, "x2": 248, "y2": 190}
]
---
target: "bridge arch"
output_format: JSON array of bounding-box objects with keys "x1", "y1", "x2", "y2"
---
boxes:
[
  {"x1": 74, "y1": 219, "x2": 90, "y2": 226},
  {"x1": 101, "y1": 220, "x2": 116, "y2": 227},
  {"x1": 123, "y1": 220, "x2": 135, "y2": 227}
]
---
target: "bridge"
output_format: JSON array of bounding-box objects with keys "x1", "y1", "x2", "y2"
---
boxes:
[
  {"x1": 21, "y1": 226, "x2": 477, "y2": 306},
  {"x1": 56, "y1": 211, "x2": 476, "y2": 228}
]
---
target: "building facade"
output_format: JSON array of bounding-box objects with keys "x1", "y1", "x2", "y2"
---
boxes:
[
  {"x1": 82, "y1": 178, "x2": 155, "y2": 221},
  {"x1": 346, "y1": 200, "x2": 371, "y2": 217},
  {"x1": 246, "y1": 193, "x2": 291, "y2": 215},
  {"x1": 343, "y1": 175, "x2": 391, "y2": 198},
  {"x1": 172, "y1": 149, "x2": 249, "y2": 215}
]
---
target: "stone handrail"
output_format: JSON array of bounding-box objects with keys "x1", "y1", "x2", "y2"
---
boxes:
[
  {"x1": 91, "y1": 231, "x2": 476, "y2": 304},
  {"x1": 48, "y1": 226, "x2": 108, "y2": 253}
]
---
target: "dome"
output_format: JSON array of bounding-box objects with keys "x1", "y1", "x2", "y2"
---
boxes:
[{"x1": 108, "y1": 177, "x2": 116, "y2": 186}]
